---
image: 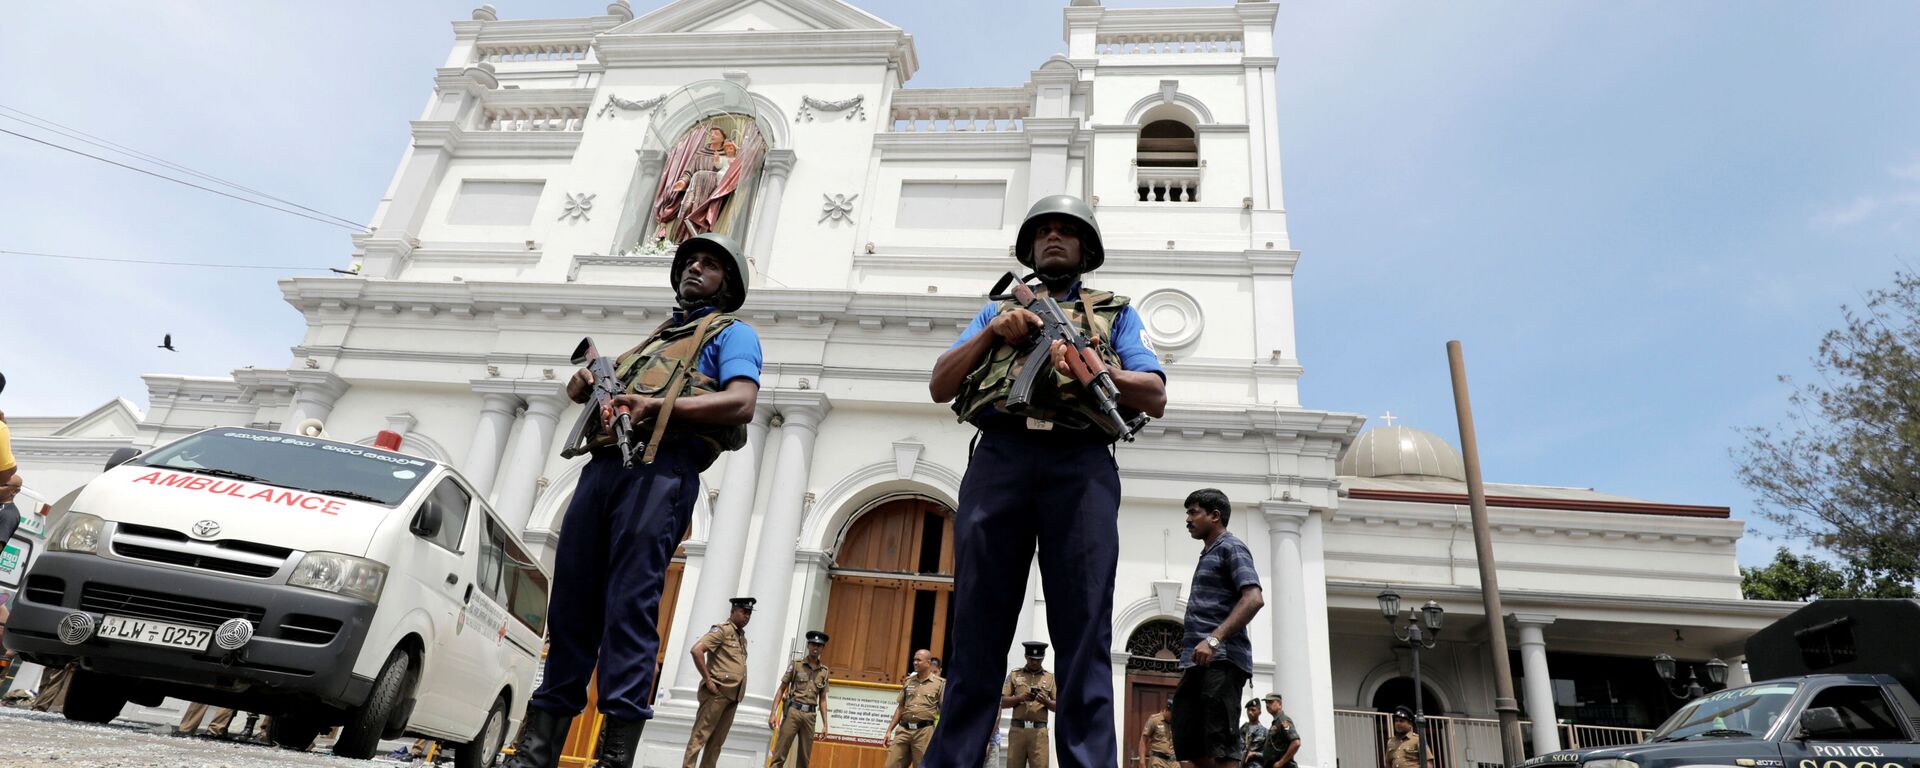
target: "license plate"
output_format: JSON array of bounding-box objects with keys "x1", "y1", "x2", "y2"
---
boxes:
[{"x1": 99, "y1": 615, "x2": 212, "y2": 651}]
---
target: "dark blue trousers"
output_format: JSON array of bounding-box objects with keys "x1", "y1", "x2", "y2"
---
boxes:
[
  {"x1": 923, "y1": 429, "x2": 1122, "y2": 768},
  {"x1": 530, "y1": 443, "x2": 699, "y2": 721}
]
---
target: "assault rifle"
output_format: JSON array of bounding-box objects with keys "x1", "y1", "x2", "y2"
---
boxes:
[
  {"x1": 558, "y1": 336, "x2": 640, "y2": 466},
  {"x1": 990, "y1": 271, "x2": 1150, "y2": 441}
]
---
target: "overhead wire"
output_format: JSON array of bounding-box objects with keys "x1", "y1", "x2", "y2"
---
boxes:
[
  {"x1": 0, "y1": 125, "x2": 367, "y2": 233},
  {"x1": 2, "y1": 248, "x2": 333, "y2": 272},
  {"x1": 0, "y1": 105, "x2": 368, "y2": 230}
]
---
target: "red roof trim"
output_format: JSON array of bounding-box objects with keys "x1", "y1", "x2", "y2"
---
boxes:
[{"x1": 1344, "y1": 488, "x2": 1730, "y2": 519}]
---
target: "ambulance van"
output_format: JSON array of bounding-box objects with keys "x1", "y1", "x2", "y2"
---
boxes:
[{"x1": 2, "y1": 426, "x2": 550, "y2": 767}]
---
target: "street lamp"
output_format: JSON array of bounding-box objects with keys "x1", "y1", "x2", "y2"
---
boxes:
[
  {"x1": 1379, "y1": 589, "x2": 1444, "y2": 768},
  {"x1": 1652, "y1": 653, "x2": 1728, "y2": 699}
]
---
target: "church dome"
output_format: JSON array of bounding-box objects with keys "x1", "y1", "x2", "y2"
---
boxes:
[{"x1": 1337, "y1": 425, "x2": 1467, "y2": 481}]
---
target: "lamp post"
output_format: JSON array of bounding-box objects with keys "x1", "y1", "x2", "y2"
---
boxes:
[
  {"x1": 1380, "y1": 589, "x2": 1445, "y2": 768},
  {"x1": 1653, "y1": 653, "x2": 1728, "y2": 700}
]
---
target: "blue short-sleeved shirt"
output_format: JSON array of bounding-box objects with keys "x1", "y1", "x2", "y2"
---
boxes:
[
  {"x1": 1180, "y1": 530, "x2": 1262, "y2": 675},
  {"x1": 676, "y1": 306, "x2": 763, "y2": 386},
  {"x1": 947, "y1": 283, "x2": 1165, "y2": 380}
]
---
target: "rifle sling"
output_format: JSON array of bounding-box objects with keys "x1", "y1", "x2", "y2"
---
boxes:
[{"x1": 642, "y1": 312, "x2": 720, "y2": 464}]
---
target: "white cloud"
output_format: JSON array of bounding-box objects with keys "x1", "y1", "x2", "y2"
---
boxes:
[
  {"x1": 1811, "y1": 156, "x2": 1920, "y2": 230},
  {"x1": 1812, "y1": 195, "x2": 1883, "y2": 229}
]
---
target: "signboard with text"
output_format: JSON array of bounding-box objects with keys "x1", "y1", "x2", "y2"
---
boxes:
[{"x1": 816, "y1": 680, "x2": 901, "y2": 747}]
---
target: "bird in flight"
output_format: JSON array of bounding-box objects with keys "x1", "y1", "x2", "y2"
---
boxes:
[{"x1": 158, "y1": 334, "x2": 177, "y2": 352}]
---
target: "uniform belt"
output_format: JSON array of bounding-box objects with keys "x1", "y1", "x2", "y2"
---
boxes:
[
  {"x1": 901, "y1": 720, "x2": 934, "y2": 731},
  {"x1": 787, "y1": 702, "x2": 817, "y2": 713},
  {"x1": 1152, "y1": 752, "x2": 1176, "y2": 760},
  {"x1": 1011, "y1": 719, "x2": 1047, "y2": 729}
]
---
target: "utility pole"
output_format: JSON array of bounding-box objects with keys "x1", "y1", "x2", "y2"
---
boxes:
[{"x1": 1447, "y1": 340, "x2": 1525, "y2": 766}]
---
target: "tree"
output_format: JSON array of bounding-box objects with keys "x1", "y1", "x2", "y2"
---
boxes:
[
  {"x1": 1740, "y1": 547, "x2": 1914, "y2": 601},
  {"x1": 1734, "y1": 270, "x2": 1920, "y2": 596}
]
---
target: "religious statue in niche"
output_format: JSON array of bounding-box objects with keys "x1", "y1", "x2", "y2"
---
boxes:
[{"x1": 640, "y1": 115, "x2": 767, "y2": 253}]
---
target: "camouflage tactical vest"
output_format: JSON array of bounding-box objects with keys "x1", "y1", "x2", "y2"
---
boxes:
[
  {"x1": 951, "y1": 286, "x2": 1136, "y2": 440},
  {"x1": 606, "y1": 312, "x2": 749, "y2": 469}
]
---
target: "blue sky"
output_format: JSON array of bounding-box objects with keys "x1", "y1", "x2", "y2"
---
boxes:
[{"x1": 4, "y1": 1, "x2": 1918, "y2": 566}]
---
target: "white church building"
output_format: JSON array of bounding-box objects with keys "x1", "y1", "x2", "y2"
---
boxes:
[{"x1": 5, "y1": 1, "x2": 1795, "y2": 766}]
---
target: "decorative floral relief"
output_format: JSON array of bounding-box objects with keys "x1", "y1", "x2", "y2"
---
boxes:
[{"x1": 796, "y1": 95, "x2": 866, "y2": 122}]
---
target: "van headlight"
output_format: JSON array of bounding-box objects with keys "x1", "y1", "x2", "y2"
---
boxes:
[
  {"x1": 49, "y1": 512, "x2": 106, "y2": 554},
  {"x1": 1584, "y1": 760, "x2": 1640, "y2": 768},
  {"x1": 288, "y1": 552, "x2": 388, "y2": 603}
]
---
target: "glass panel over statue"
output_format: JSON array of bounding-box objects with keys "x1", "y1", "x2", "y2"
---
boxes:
[{"x1": 633, "y1": 113, "x2": 767, "y2": 256}]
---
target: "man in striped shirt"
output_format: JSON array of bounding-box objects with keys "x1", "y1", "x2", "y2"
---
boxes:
[{"x1": 1173, "y1": 489, "x2": 1265, "y2": 768}]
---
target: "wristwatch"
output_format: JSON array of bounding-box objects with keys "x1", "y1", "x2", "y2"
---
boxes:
[{"x1": 1205, "y1": 636, "x2": 1221, "y2": 649}]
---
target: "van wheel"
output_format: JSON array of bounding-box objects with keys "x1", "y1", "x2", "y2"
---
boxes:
[
  {"x1": 268, "y1": 715, "x2": 325, "y2": 751},
  {"x1": 454, "y1": 695, "x2": 510, "y2": 768},
  {"x1": 61, "y1": 669, "x2": 128, "y2": 724},
  {"x1": 332, "y1": 649, "x2": 411, "y2": 759}
]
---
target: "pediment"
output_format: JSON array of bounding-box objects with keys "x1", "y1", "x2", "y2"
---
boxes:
[
  {"x1": 53, "y1": 398, "x2": 143, "y2": 438},
  {"x1": 614, "y1": 0, "x2": 899, "y2": 34}
]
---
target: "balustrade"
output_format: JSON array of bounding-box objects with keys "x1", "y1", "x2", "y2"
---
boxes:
[
  {"x1": 1095, "y1": 32, "x2": 1243, "y2": 56},
  {"x1": 474, "y1": 42, "x2": 591, "y2": 63},
  {"x1": 887, "y1": 88, "x2": 1031, "y2": 133},
  {"x1": 1136, "y1": 167, "x2": 1203, "y2": 203},
  {"x1": 479, "y1": 105, "x2": 586, "y2": 132}
]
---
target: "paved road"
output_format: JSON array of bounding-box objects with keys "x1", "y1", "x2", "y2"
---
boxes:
[{"x1": 0, "y1": 708, "x2": 427, "y2": 767}]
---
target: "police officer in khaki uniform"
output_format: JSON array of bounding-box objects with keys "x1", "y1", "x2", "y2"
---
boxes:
[
  {"x1": 1383, "y1": 707, "x2": 1430, "y2": 768},
  {"x1": 685, "y1": 597, "x2": 754, "y2": 768},
  {"x1": 884, "y1": 650, "x2": 944, "y2": 768},
  {"x1": 1139, "y1": 699, "x2": 1177, "y2": 768},
  {"x1": 769, "y1": 630, "x2": 832, "y2": 768},
  {"x1": 1000, "y1": 641, "x2": 1057, "y2": 768}
]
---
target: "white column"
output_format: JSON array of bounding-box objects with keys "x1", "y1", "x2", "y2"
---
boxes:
[
  {"x1": 283, "y1": 371, "x2": 349, "y2": 432},
  {"x1": 463, "y1": 385, "x2": 523, "y2": 499},
  {"x1": 493, "y1": 386, "x2": 568, "y2": 534},
  {"x1": 1006, "y1": 558, "x2": 1043, "y2": 676},
  {"x1": 1301, "y1": 508, "x2": 1336, "y2": 768},
  {"x1": 1513, "y1": 614, "x2": 1561, "y2": 755},
  {"x1": 1723, "y1": 654, "x2": 1751, "y2": 688},
  {"x1": 1263, "y1": 501, "x2": 1316, "y2": 752},
  {"x1": 743, "y1": 393, "x2": 831, "y2": 710},
  {"x1": 747, "y1": 149, "x2": 796, "y2": 272},
  {"x1": 669, "y1": 405, "x2": 775, "y2": 698}
]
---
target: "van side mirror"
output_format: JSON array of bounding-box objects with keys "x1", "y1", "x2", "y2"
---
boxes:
[
  {"x1": 104, "y1": 447, "x2": 140, "y2": 472},
  {"x1": 410, "y1": 503, "x2": 443, "y2": 539},
  {"x1": 1798, "y1": 707, "x2": 1847, "y2": 740}
]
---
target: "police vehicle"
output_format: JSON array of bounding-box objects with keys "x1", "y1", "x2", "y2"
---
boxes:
[{"x1": 1523, "y1": 599, "x2": 1920, "y2": 768}]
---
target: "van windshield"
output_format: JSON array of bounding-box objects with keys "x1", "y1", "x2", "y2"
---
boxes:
[{"x1": 132, "y1": 429, "x2": 434, "y2": 507}]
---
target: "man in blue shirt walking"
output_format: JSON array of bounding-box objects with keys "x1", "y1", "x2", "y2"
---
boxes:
[
  {"x1": 925, "y1": 195, "x2": 1168, "y2": 768},
  {"x1": 1175, "y1": 488, "x2": 1266, "y2": 768}
]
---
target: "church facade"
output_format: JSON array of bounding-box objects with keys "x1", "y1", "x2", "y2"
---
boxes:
[{"x1": 5, "y1": 2, "x2": 1792, "y2": 766}]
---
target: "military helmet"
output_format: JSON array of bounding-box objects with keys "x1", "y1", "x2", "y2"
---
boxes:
[
  {"x1": 1014, "y1": 194, "x2": 1106, "y2": 273},
  {"x1": 671, "y1": 233, "x2": 751, "y2": 313}
]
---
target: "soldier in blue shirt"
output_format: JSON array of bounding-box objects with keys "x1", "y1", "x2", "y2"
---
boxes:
[
  {"x1": 1174, "y1": 489, "x2": 1266, "y2": 768},
  {"x1": 505, "y1": 234, "x2": 763, "y2": 768},
  {"x1": 926, "y1": 195, "x2": 1168, "y2": 768}
]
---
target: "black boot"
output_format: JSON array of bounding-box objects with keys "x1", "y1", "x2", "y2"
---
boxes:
[
  {"x1": 589, "y1": 716, "x2": 645, "y2": 768},
  {"x1": 502, "y1": 707, "x2": 570, "y2": 768}
]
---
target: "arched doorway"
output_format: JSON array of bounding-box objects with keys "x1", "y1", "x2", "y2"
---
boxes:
[
  {"x1": 1123, "y1": 619, "x2": 1185, "y2": 767},
  {"x1": 821, "y1": 497, "x2": 956, "y2": 683},
  {"x1": 1371, "y1": 676, "x2": 1445, "y2": 717},
  {"x1": 1369, "y1": 677, "x2": 1450, "y2": 768},
  {"x1": 801, "y1": 497, "x2": 955, "y2": 768}
]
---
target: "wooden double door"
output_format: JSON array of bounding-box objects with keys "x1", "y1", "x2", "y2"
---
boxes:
[{"x1": 810, "y1": 498, "x2": 957, "y2": 768}]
